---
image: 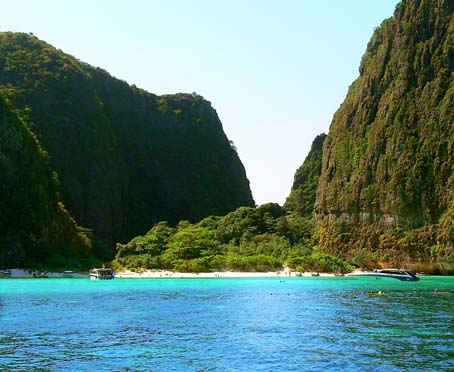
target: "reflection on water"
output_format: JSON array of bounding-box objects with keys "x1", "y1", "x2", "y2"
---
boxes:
[{"x1": 1, "y1": 277, "x2": 454, "y2": 371}]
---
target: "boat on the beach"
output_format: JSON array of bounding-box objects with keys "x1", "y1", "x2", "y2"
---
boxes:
[
  {"x1": 62, "y1": 270, "x2": 74, "y2": 278},
  {"x1": 89, "y1": 268, "x2": 114, "y2": 280},
  {"x1": 346, "y1": 268, "x2": 419, "y2": 281},
  {"x1": 33, "y1": 271, "x2": 49, "y2": 278},
  {"x1": 0, "y1": 269, "x2": 11, "y2": 278}
]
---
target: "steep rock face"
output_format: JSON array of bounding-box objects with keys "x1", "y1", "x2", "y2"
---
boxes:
[
  {"x1": 0, "y1": 33, "x2": 254, "y2": 248},
  {"x1": 315, "y1": 0, "x2": 454, "y2": 268},
  {"x1": 0, "y1": 95, "x2": 90, "y2": 267},
  {"x1": 284, "y1": 133, "x2": 326, "y2": 216}
]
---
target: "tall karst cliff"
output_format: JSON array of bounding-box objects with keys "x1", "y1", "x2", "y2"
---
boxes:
[
  {"x1": 0, "y1": 95, "x2": 90, "y2": 267},
  {"x1": 285, "y1": 133, "x2": 326, "y2": 216},
  {"x1": 315, "y1": 0, "x2": 454, "y2": 270},
  {"x1": 0, "y1": 32, "x2": 254, "y2": 250}
]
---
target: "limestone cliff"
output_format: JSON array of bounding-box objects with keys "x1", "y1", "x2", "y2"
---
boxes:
[
  {"x1": 315, "y1": 0, "x2": 454, "y2": 270},
  {"x1": 0, "y1": 33, "x2": 254, "y2": 252}
]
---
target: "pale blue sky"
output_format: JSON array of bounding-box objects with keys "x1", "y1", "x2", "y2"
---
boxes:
[{"x1": 1, "y1": 0, "x2": 398, "y2": 205}]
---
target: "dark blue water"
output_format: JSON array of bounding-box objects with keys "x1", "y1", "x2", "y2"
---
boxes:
[{"x1": 1, "y1": 277, "x2": 454, "y2": 371}]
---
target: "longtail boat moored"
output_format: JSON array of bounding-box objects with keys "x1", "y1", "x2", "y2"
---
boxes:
[{"x1": 89, "y1": 268, "x2": 114, "y2": 280}]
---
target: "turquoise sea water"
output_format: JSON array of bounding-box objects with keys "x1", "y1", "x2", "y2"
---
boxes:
[{"x1": 1, "y1": 276, "x2": 454, "y2": 371}]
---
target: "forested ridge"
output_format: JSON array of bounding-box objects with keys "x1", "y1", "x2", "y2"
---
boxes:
[
  {"x1": 0, "y1": 94, "x2": 91, "y2": 268},
  {"x1": 0, "y1": 32, "x2": 254, "y2": 264},
  {"x1": 285, "y1": 133, "x2": 326, "y2": 216}
]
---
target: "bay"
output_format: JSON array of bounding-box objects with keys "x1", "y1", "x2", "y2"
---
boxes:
[{"x1": 1, "y1": 276, "x2": 454, "y2": 371}]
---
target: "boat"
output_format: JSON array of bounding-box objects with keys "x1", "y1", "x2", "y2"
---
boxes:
[
  {"x1": 33, "y1": 271, "x2": 49, "y2": 278},
  {"x1": 62, "y1": 270, "x2": 74, "y2": 278},
  {"x1": 89, "y1": 268, "x2": 114, "y2": 280},
  {"x1": 346, "y1": 268, "x2": 419, "y2": 281},
  {"x1": 0, "y1": 270, "x2": 11, "y2": 278}
]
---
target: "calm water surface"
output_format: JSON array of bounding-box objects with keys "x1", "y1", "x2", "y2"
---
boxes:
[{"x1": 1, "y1": 276, "x2": 454, "y2": 371}]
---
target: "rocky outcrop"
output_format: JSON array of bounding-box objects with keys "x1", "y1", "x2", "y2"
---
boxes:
[
  {"x1": 314, "y1": 0, "x2": 454, "y2": 270},
  {"x1": 0, "y1": 32, "x2": 254, "y2": 252},
  {"x1": 0, "y1": 95, "x2": 90, "y2": 267},
  {"x1": 285, "y1": 133, "x2": 326, "y2": 216}
]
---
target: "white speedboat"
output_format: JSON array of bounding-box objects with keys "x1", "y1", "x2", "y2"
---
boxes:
[
  {"x1": 62, "y1": 270, "x2": 74, "y2": 278},
  {"x1": 346, "y1": 268, "x2": 419, "y2": 281},
  {"x1": 89, "y1": 268, "x2": 114, "y2": 280}
]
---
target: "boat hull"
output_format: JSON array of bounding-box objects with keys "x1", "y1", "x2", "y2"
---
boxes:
[
  {"x1": 90, "y1": 275, "x2": 114, "y2": 280},
  {"x1": 346, "y1": 272, "x2": 419, "y2": 281},
  {"x1": 89, "y1": 268, "x2": 114, "y2": 280}
]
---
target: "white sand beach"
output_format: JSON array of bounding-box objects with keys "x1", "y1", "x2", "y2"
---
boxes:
[
  {"x1": 114, "y1": 269, "x2": 336, "y2": 279},
  {"x1": 5, "y1": 268, "x2": 337, "y2": 278}
]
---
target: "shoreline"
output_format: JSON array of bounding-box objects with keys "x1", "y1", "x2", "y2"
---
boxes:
[
  {"x1": 2, "y1": 268, "x2": 337, "y2": 279},
  {"x1": 115, "y1": 269, "x2": 336, "y2": 279},
  {"x1": 6, "y1": 268, "x2": 444, "y2": 279}
]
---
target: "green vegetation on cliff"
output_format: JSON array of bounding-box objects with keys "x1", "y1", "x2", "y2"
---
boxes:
[
  {"x1": 285, "y1": 133, "x2": 326, "y2": 216},
  {"x1": 314, "y1": 0, "x2": 454, "y2": 272},
  {"x1": 0, "y1": 32, "x2": 254, "y2": 254},
  {"x1": 115, "y1": 203, "x2": 352, "y2": 273},
  {"x1": 0, "y1": 95, "x2": 92, "y2": 268}
]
